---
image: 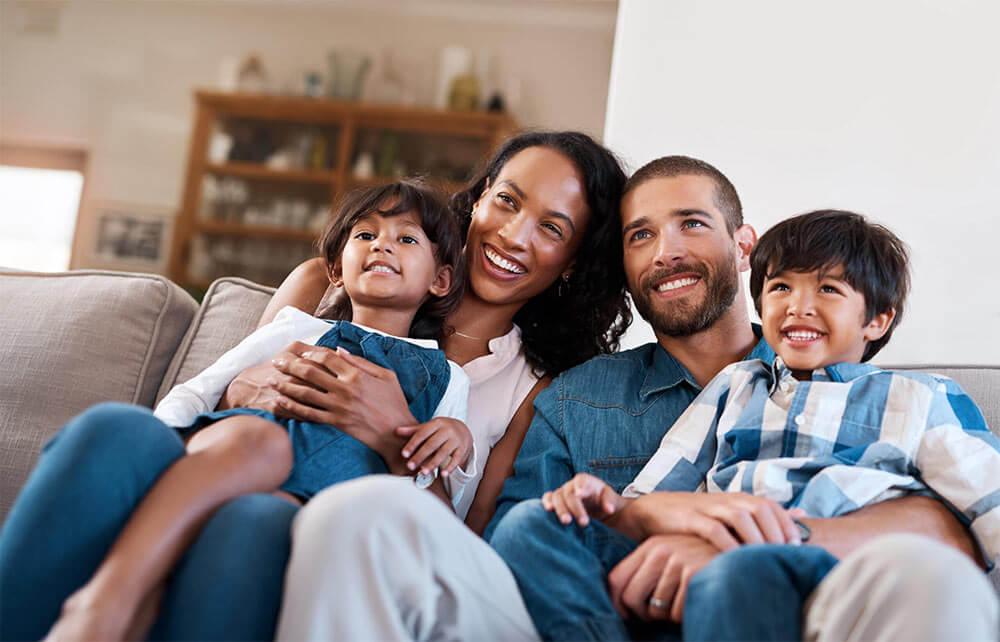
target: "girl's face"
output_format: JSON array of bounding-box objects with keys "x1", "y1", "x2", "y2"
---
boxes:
[
  {"x1": 465, "y1": 146, "x2": 590, "y2": 308},
  {"x1": 333, "y1": 209, "x2": 452, "y2": 316}
]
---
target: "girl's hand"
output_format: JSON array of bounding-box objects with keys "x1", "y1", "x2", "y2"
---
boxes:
[
  {"x1": 542, "y1": 473, "x2": 626, "y2": 527},
  {"x1": 395, "y1": 418, "x2": 473, "y2": 478},
  {"x1": 268, "y1": 344, "x2": 416, "y2": 469}
]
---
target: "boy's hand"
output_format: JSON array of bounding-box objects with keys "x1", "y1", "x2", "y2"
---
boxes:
[
  {"x1": 395, "y1": 418, "x2": 473, "y2": 479},
  {"x1": 541, "y1": 473, "x2": 627, "y2": 526}
]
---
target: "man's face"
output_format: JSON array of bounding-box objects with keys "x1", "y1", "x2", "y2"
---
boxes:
[{"x1": 621, "y1": 174, "x2": 742, "y2": 337}]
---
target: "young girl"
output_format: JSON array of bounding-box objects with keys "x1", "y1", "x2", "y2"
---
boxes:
[{"x1": 44, "y1": 180, "x2": 472, "y2": 641}]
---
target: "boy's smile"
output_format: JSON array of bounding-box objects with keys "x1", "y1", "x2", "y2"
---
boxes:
[{"x1": 761, "y1": 264, "x2": 893, "y2": 379}]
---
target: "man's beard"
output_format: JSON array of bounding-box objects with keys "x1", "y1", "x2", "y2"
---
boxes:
[{"x1": 632, "y1": 253, "x2": 739, "y2": 337}]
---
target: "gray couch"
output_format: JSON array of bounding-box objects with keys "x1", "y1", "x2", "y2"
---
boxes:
[{"x1": 1, "y1": 269, "x2": 998, "y2": 595}]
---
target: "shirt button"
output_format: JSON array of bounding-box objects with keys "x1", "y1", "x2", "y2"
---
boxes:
[
  {"x1": 795, "y1": 415, "x2": 805, "y2": 425},
  {"x1": 936, "y1": 383, "x2": 947, "y2": 393}
]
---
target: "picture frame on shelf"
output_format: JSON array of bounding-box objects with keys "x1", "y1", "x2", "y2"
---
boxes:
[{"x1": 84, "y1": 200, "x2": 173, "y2": 274}]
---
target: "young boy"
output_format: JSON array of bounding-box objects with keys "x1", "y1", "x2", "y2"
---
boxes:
[{"x1": 544, "y1": 209, "x2": 1000, "y2": 640}]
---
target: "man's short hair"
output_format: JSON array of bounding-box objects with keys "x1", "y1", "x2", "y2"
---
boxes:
[
  {"x1": 623, "y1": 155, "x2": 743, "y2": 234},
  {"x1": 748, "y1": 209, "x2": 910, "y2": 362}
]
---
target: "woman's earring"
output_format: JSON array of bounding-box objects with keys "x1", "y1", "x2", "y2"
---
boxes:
[{"x1": 558, "y1": 273, "x2": 570, "y2": 297}]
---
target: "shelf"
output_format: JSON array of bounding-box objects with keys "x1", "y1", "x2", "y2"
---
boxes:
[
  {"x1": 170, "y1": 91, "x2": 515, "y2": 288},
  {"x1": 205, "y1": 162, "x2": 336, "y2": 184},
  {"x1": 195, "y1": 219, "x2": 319, "y2": 243},
  {"x1": 345, "y1": 176, "x2": 468, "y2": 194}
]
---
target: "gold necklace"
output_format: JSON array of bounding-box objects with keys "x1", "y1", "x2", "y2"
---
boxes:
[{"x1": 451, "y1": 329, "x2": 488, "y2": 341}]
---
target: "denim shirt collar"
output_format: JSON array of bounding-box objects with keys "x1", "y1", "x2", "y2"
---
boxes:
[{"x1": 640, "y1": 324, "x2": 773, "y2": 400}]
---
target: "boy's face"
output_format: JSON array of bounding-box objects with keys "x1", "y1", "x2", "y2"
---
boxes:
[
  {"x1": 760, "y1": 264, "x2": 892, "y2": 379},
  {"x1": 333, "y1": 209, "x2": 451, "y2": 313}
]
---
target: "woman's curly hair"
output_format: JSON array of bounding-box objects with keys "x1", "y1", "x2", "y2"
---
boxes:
[{"x1": 451, "y1": 131, "x2": 631, "y2": 378}]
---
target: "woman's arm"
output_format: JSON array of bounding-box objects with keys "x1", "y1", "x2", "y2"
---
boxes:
[
  {"x1": 464, "y1": 377, "x2": 552, "y2": 536},
  {"x1": 257, "y1": 257, "x2": 331, "y2": 328}
]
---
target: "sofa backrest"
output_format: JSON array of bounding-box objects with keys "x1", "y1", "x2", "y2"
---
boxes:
[
  {"x1": 0, "y1": 270, "x2": 197, "y2": 516},
  {"x1": 156, "y1": 277, "x2": 275, "y2": 403}
]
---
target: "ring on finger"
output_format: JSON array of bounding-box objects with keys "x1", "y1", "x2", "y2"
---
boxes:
[{"x1": 648, "y1": 597, "x2": 669, "y2": 610}]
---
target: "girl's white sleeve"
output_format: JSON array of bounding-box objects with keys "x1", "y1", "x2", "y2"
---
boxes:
[{"x1": 153, "y1": 306, "x2": 329, "y2": 427}]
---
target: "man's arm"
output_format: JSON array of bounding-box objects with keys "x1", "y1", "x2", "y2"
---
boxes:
[
  {"x1": 804, "y1": 494, "x2": 985, "y2": 567},
  {"x1": 483, "y1": 377, "x2": 573, "y2": 541}
]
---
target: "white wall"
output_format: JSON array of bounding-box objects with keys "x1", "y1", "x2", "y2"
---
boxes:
[
  {"x1": 606, "y1": 0, "x2": 1000, "y2": 365},
  {"x1": 0, "y1": 0, "x2": 616, "y2": 265}
]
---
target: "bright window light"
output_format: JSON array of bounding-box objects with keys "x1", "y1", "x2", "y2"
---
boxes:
[{"x1": 0, "y1": 166, "x2": 84, "y2": 271}]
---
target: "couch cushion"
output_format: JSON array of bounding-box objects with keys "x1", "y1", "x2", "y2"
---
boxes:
[
  {"x1": 156, "y1": 277, "x2": 275, "y2": 402},
  {"x1": 0, "y1": 269, "x2": 197, "y2": 517}
]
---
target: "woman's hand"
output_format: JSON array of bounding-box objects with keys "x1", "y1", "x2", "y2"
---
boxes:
[
  {"x1": 396, "y1": 418, "x2": 473, "y2": 478},
  {"x1": 217, "y1": 347, "x2": 312, "y2": 418},
  {"x1": 268, "y1": 344, "x2": 416, "y2": 471}
]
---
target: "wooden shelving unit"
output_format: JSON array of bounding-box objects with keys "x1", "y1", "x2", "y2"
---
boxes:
[{"x1": 169, "y1": 91, "x2": 516, "y2": 289}]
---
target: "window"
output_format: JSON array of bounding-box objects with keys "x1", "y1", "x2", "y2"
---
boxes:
[{"x1": 0, "y1": 145, "x2": 87, "y2": 271}]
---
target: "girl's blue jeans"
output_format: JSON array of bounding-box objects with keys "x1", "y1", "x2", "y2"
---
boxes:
[{"x1": 0, "y1": 402, "x2": 299, "y2": 641}]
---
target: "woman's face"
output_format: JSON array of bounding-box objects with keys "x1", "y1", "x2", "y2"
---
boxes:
[{"x1": 464, "y1": 146, "x2": 590, "y2": 308}]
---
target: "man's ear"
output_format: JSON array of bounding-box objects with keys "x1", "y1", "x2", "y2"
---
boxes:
[
  {"x1": 327, "y1": 260, "x2": 343, "y2": 288},
  {"x1": 428, "y1": 265, "x2": 454, "y2": 298},
  {"x1": 863, "y1": 308, "x2": 896, "y2": 342},
  {"x1": 733, "y1": 224, "x2": 757, "y2": 272}
]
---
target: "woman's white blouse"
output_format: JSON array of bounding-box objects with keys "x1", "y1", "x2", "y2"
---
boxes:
[{"x1": 454, "y1": 324, "x2": 540, "y2": 519}]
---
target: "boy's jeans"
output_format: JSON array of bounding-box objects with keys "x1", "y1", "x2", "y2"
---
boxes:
[{"x1": 684, "y1": 544, "x2": 838, "y2": 641}]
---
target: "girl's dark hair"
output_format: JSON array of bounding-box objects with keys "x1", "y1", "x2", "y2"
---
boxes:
[
  {"x1": 748, "y1": 209, "x2": 910, "y2": 362},
  {"x1": 317, "y1": 180, "x2": 465, "y2": 341},
  {"x1": 451, "y1": 130, "x2": 631, "y2": 378}
]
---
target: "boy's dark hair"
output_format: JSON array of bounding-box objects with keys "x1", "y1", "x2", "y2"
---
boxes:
[
  {"x1": 748, "y1": 209, "x2": 910, "y2": 362},
  {"x1": 316, "y1": 180, "x2": 465, "y2": 341},
  {"x1": 450, "y1": 130, "x2": 631, "y2": 378},
  {"x1": 623, "y1": 155, "x2": 743, "y2": 234}
]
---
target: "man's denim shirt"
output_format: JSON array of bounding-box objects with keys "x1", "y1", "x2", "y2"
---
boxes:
[{"x1": 485, "y1": 328, "x2": 773, "y2": 540}]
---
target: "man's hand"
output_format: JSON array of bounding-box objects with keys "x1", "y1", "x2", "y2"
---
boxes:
[
  {"x1": 608, "y1": 534, "x2": 721, "y2": 623},
  {"x1": 541, "y1": 473, "x2": 628, "y2": 526},
  {"x1": 396, "y1": 418, "x2": 473, "y2": 479},
  {"x1": 617, "y1": 491, "x2": 803, "y2": 549}
]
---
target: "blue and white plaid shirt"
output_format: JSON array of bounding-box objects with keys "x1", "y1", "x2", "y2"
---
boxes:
[{"x1": 623, "y1": 357, "x2": 1000, "y2": 563}]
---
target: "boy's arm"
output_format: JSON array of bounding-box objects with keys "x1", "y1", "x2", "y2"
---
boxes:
[
  {"x1": 483, "y1": 377, "x2": 575, "y2": 541},
  {"x1": 810, "y1": 378, "x2": 998, "y2": 568}
]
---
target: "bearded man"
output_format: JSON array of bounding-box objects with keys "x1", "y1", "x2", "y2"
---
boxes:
[{"x1": 487, "y1": 156, "x2": 997, "y2": 641}]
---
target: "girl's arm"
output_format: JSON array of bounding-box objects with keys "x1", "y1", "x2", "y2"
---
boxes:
[{"x1": 464, "y1": 377, "x2": 551, "y2": 536}]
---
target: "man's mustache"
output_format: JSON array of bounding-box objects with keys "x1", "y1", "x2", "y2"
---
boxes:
[{"x1": 640, "y1": 264, "x2": 709, "y2": 292}]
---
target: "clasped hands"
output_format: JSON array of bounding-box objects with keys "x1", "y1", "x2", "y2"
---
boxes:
[
  {"x1": 219, "y1": 341, "x2": 472, "y2": 478},
  {"x1": 542, "y1": 473, "x2": 806, "y2": 623}
]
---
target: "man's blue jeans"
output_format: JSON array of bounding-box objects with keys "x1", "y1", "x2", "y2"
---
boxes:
[
  {"x1": 489, "y1": 499, "x2": 681, "y2": 641},
  {"x1": 0, "y1": 402, "x2": 298, "y2": 641},
  {"x1": 684, "y1": 544, "x2": 839, "y2": 641},
  {"x1": 490, "y1": 499, "x2": 839, "y2": 642}
]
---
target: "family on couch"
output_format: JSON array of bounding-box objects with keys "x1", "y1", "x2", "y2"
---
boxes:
[{"x1": 1, "y1": 130, "x2": 997, "y2": 642}]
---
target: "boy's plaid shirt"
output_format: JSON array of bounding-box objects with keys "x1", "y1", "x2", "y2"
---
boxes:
[{"x1": 624, "y1": 357, "x2": 1000, "y2": 564}]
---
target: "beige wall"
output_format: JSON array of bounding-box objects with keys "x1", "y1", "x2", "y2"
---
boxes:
[{"x1": 0, "y1": 0, "x2": 616, "y2": 268}]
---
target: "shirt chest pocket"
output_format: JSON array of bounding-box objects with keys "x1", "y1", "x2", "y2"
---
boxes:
[{"x1": 587, "y1": 456, "x2": 650, "y2": 494}]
